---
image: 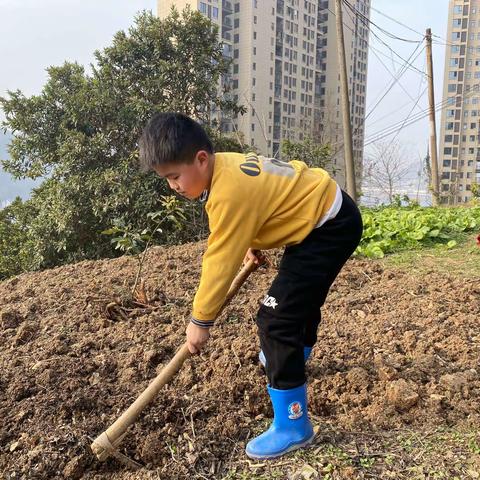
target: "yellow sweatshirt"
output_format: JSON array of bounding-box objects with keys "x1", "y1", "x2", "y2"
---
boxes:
[{"x1": 191, "y1": 152, "x2": 337, "y2": 326}]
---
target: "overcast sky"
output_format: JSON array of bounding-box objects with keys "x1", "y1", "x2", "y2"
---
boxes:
[{"x1": 0, "y1": 0, "x2": 448, "y2": 165}]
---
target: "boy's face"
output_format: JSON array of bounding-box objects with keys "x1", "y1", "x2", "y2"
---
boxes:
[{"x1": 153, "y1": 150, "x2": 212, "y2": 200}]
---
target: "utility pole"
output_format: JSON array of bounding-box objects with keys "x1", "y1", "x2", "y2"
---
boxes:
[
  {"x1": 425, "y1": 28, "x2": 439, "y2": 206},
  {"x1": 335, "y1": 0, "x2": 357, "y2": 202}
]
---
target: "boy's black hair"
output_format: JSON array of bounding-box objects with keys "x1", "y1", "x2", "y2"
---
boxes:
[{"x1": 138, "y1": 112, "x2": 213, "y2": 171}]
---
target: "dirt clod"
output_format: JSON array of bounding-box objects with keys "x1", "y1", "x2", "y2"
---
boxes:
[
  {"x1": 385, "y1": 379, "x2": 419, "y2": 411},
  {"x1": 1, "y1": 309, "x2": 23, "y2": 329}
]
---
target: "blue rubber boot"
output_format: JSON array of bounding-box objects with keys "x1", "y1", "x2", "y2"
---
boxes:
[
  {"x1": 245, "y1": 383, "x2": 315, "y2": 459},
  {"x1": 259, "y1": 347, "x2": 313, "y2": 368}
]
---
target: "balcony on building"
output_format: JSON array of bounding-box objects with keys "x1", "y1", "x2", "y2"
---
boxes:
[
  {"x1": 222, "y1": 43, "x2": 233, "y2": 58},
  {"x1": 222, "y1": 0, "x2": 233, "y2": 14},
  {"x1": 222, "y1": 15, "x2": 233, "y2": 30},
  {"x1": 277, "y1": 0, "x2": 284, "y2": 15}
]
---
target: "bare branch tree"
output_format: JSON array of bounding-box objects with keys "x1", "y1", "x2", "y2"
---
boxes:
[{"x1": 363, "y1": 141, "x2": 414, "y2": 204}]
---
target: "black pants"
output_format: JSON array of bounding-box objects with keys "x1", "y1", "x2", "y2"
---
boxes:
[{"x1": 256, "y1": 190, "x2": 363, "y2": 389}]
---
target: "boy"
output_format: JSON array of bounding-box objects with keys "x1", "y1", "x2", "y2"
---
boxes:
[{"x1": 139, "y1": 112, "x2": 363, "y2": 459}]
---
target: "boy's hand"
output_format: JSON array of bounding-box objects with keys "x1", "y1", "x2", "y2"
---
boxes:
[
  {"x1": 186, "y1": 322, "x2": 210, "y2": 354},
  {"x1": 243, "y1": 248, "x2": 265, "y2": 266}
]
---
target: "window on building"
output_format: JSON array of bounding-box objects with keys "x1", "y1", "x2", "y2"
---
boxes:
[{"x1": 199, "y1": 2, "x2": 207, "y2": 14}]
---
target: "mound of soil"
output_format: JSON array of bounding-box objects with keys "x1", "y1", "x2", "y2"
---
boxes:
[{"x1": 0, "y1": 242, "x2": 479, "y2": 479}]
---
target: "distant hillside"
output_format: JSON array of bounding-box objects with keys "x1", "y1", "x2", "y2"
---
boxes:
[{"x1": 0, "y1": 131, "x2": 41, "y2": 207}]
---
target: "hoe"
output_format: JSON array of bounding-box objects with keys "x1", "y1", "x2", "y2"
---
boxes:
[{"x1": 90, "y1": 259, "x2": 258, "y2": 467}]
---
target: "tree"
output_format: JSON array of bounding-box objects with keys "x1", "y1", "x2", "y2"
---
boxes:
[
  {"x1": 281, "y1": 136, "x2": 332, "y2": 170},
  {"x1": 363, "y1": 141, "x2": 414, "y2": 204},
  {"x1": 472, "y1": 182, "x2": 480, "y2": 199},
  {"x1": 0, "y1": 9, "x2": 243, "y2": 273},
  {"x1": 0, "y1": 198, "x2": 37, "y2": 280}
]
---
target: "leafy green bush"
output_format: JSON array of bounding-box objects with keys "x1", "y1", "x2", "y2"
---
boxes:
[
  {"x1": 357, "y1": 206, "x2": 480, "y2": 258},
  {"x1": 0, "y1": 198, "x2": 38, "y2": 280}
]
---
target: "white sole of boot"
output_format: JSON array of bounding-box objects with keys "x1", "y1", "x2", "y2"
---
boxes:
[{"x1": 245, "y1": 431, "x2": 316, "y2": 460}]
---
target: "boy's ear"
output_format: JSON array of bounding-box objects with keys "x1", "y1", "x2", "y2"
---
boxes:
[{"x1": 196, "y1": 150, "x2": 210, "y2": 166}]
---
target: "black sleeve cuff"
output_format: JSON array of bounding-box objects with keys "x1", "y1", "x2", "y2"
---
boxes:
[{"x1": 190, "y1": 317, "x2": 214, "y2": 329}]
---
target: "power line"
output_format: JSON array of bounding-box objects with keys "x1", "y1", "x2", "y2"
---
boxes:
[
  {"x1": 366, "y1": 96, "x2": 429, "y2": 130},
  {"x1": 325, "y1": 1, "x2": 437, "y2": 161},
  {"x1": 365, "y1": 41, "x2": 425, "y2": 122},
  {"x1": 325, "y1": 3, "x2": 426, "y2": 78},
  {"x1": 343, "y1": 82, "x2": 478, "y2": 149},
  {"x1": 340, "y1": 4, "x2": 424, "y2": 122},
  {"x1": 341, "y1": 4, "x2": 426, "y2": 122},
  {"x1": 369, "y1": 5, "x2": 426, "y2": 39},
  {"x1": 364, "y1": 87, "x2": 480, "y2": 146},
  {"x1": 369, "y1": 40, "x2": 424, "y2": 72},
  {"x1": 368, "y1": 41, "x2": 427, "y2": 115},
  {"x1": 348, "y1": 1, "x2": 424, "y2": 44},
  {"x1": 376, "y1": 85, "x2": 429, "y2": 148},
  {"x1": 341, "y1": 0, "x2": 427, "y2": 76},
  {"x1": 366, "y1": 41, "x2": 428, "y2": 152}
]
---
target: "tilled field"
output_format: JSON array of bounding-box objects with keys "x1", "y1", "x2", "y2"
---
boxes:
[{"x1": 0, "y1": 242, "x2": 479, "y2": 479}]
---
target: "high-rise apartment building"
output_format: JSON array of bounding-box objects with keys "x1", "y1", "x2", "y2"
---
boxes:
[
  {"x1": 158, "y1": 0, "x2": 370, "y2": 187},
  {"x1": 439, "y1": 0, "x2": 480, "y2": 204}
]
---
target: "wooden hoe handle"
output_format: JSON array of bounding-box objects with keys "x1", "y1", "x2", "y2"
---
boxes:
[{"x1": 90, "y1": 259, "x2": 258, "y2": 462}]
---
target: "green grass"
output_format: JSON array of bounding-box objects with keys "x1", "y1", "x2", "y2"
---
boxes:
[
  {"x1": 222, "y1": 425, "x2": 480, "y2": 480},
  {"x1": 380, "y1": 231, "x2": 480, "y2": 277}
]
